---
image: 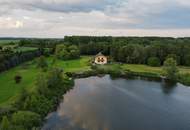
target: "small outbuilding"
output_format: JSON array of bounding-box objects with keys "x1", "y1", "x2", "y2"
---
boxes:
[{"x1": 94, "y1": 52, "x2": 108, "y2": 65}]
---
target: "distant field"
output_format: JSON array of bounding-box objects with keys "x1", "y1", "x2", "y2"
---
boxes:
[
  {"x1": 0, "y1": 40, "x2": 20, "y2": 45},
  {"x1": 13, "y1": 47, "x2": 38, "y2": 52}
]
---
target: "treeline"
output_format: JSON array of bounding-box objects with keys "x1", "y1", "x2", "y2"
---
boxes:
[
  {"x1": 0, "y1": 49, "x2": 42, "y2": 73},
  {"x1": 10, "y1": 36, "x2": 190, "y2": 66},
  {"x1": 65, "y1": 36, "x2": 190, "y2": 66},
  {"x1": 19, "y1": 39, "x2": 64, "y2": 48}
]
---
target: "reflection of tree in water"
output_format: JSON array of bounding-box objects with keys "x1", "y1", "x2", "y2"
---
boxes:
[{"x1": 161, "y1": 79, "x2": 177, "y2": 94}]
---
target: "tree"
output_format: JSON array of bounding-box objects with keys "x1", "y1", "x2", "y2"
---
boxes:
[
  {"x1": 55, "y1": 44, "x2": 80, "y2": 60},
  {"x1": 35, "y1": 74, "x2": 49, "y2": 96},
  {"x1": 14, "y1": 75, "x2": 22, "y2": 84},
  {"x1": 147, "y1": 57, "x2": 161, "y2": 67},
  {"x1": 163, "y1": 58, "x2": 179, "y2": 81},
  {"x1": 12, "y1": 111, "x2": 41, "y2": 130},
  {"x1": 47, "y1": 68, "x2": 63, "y2": 89},
  {"x1": 1, "y1": 116, "x2": 10, "y2": 130},
  {"x1": 37, "y1": 56, "x2": 48, "y2": 70},
  {"x1": 166, "y1": 54, "x2": 180, "y2": 65}
]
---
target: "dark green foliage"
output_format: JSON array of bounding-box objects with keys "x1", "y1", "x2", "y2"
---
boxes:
[
  {"x1": 1, "y1": 116, "x2": 10, "y2": 130},
  {"x1": 35, "y1": 74, "x2": 49, "y2": 96},
  {"x1": 14, "y1": 75, "x2": 22, "y2": 84},
  {"x1": 36, "y1": 56, "x2": 48, "y2": 70},
  {"x1": 46, "y1": 68, "x2": 63, "y2": 89},
  {"x1": 13, "y1": 88, "x2": 30, "y2": 109},
  {"x1": 64, "y1": 36, "x2": 190, "y2": 66},
  {"x1": 163, "y1": 58, "x2": 179, "y2": 81},
  {"x1": 11, "y1": 111, "x2": 41, "y2": 130},
  {"x1": 23, "y1": 95, "x2": 53, "y2": 117},
  {"x1": 55, "y1": 44, "x2": 80, "y2": 60},
  {"x1": 147, "y1": 57, "x2": 161, "y2": 67},
  {"x1": 0, "y1": 49, "x2": 41, "y2": 73},
  {"x1": 179, "y1": 73, "x2": 190, "y2": 86},
  {"x1": 166, "y1": 54, "x2": 180, "y2": 65},
  {"x1": 184, "y1": 54, "x2": 190, "y2": 66}
]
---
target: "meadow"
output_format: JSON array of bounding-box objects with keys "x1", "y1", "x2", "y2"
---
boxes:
[
  {"x1": 0, "y1": 39, "x2": 20, "y2": 45},
  {"x1": 0, "y1": 56, "x2": 91, "y2": 106}
]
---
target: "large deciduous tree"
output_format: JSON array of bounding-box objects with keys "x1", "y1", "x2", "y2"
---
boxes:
[{"x1": 163, "y1": 58, "x2": 179, "y2": 81}]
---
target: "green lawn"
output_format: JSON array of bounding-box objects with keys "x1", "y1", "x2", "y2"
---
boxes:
[
  {"x1": 0, "y1": 61, "x2": 39, "y2": 106},
  {"x1": 122, "y1": 64, "x2": 163, "y2": 75},
  {"x1": 121, "y1": 64, "x2": 190, "y2": 75},
  {"x1": 0, "y1": 56, "x2": 91, "y2": 106},
  {"x1": 48, "y1": 56, "x2": 91, "y2": 72}
]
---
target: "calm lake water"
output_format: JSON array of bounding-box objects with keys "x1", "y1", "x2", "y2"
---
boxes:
[{"x1": 42, "y1": 75, "x2": 190, "y2": 130}]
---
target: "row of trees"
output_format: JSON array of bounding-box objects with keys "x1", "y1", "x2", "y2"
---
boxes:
[
  {"x1": 111, "y1": 43, "x2": 190, "y2": 66},
  {"x1": 7, "y1": 36, "x2": 190, "y2": 66},
  {"x1": 64, "y1": 36, "x2": 190, "y2": 66},
  {"x1": 0, "y1": 49, "x2": 42, "y2": 73}
]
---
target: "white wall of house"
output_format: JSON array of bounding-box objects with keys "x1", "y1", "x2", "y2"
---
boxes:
[{"x1": 95, "y1": 56, "x2": 107, "y2": 65}]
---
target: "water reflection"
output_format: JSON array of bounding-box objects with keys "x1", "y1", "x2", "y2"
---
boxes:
[
  {"x1": 161, "y1": 79, "x2": 177, "y2": 94},
  {"x1": 43, "y1": 75, "x2": 190, "y2": 130}
]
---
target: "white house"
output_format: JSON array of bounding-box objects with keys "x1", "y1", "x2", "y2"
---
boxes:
[{"x1": 94, "y1": 52, "x2": 108, "y2": 65}]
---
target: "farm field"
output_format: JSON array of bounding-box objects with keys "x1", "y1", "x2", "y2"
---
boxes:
[{"x1": 0, "y1": 39, "x2": 20, "y2": 45}]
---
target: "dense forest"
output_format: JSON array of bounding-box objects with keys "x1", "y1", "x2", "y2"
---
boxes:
[
  {"x1": 65, "y1": 36, "x2": 190, "y2": 66},
  {"x1": 1, "y1": 36, "x2": 190, "y2": 74}
]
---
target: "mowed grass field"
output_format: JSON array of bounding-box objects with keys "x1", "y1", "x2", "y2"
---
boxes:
[
  {"x1": 0, "y1": 56, "x2": 91, "y2": 106},
  {"x1": 121, "y1": 64, "x2": 190, "y2": 75}
]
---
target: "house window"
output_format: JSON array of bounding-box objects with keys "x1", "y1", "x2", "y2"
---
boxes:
[
  {"x1": 101, "y1": 58, "x2": 104, "y2": 62},
  {"x1": 98, "y1": 58, "x2": 101, "y2": 62}
]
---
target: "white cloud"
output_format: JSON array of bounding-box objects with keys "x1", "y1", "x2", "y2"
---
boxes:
[
  {"x1": 0, "y1": 0, "x2": 190, "y2": 37},
  {"x1": 0, "y1": 17, "x2": 23, "y2": 29}
]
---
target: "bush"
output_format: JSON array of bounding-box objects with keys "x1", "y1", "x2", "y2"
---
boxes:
[
  {"x1": 166, "y1": 54, "x2": 180, "y2": 65},
  {"x1": 36, "y1": 56, "x2": 48, "y2": 70},
  {"x1": 55, "y1": 44, "x2": 80, "y2": 60},
  {"x1": 23, "y1": 94, "x2": 53, "y2": 117},
  {"x1": 147, "y1": 57, "x2": 161, "y2": 67},
  {"x1": 14, "y1": 75, "x2": 22, "y2": 84},
  {"x1": 1, "y1": 116, "x2": 10, "y2": 130},
  {"x1": 11, "y1": 111, "x2": 41, "y2": 130},
  {"x1": 178, "y1": 73, "x2": 190, "y2": 86},
  {"x1": 163, "y1": 58, "x2": 178, "y2": 81}
]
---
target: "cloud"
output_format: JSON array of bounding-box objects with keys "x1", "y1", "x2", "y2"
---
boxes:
[
  {"x1": 0, "y1": 17, "x2": 23, "y2": 29},
  {"x1": 0, "y1": 0, "x2": 190, "y2": 37}
]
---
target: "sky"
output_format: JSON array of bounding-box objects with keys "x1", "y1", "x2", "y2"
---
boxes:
[{"x1": 0, "y1": 0, "x2": 190, "y2": 38}]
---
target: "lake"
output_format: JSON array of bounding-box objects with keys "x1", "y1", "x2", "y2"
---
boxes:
[{"x1": 42, "y1": 75, "x2": 190, "y2": 130}]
